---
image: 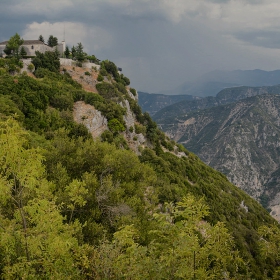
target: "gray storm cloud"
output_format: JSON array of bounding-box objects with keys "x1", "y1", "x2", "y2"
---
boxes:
[{"x1": 1, "y1": 0, "x2": 280, "y2": 92}]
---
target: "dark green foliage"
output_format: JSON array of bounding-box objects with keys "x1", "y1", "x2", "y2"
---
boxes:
[
  {"x1": 101, "y1": 130, "x2": 114, "y2": 143},
  {"x1": 130, "y1": 88, "x2": 136, "y2": 96},
  {"x1": 32, "y1": 51, "x2": 60, "y2": 73},
  {"x1": 87, "y1": 54, "x2": 98, "y2": 63},
  {"x1": 75, "y1": 42, "x2": 87, "y2": 62},
  {"x1": 47, "y1": 35, "x2": 58, "y2": 47},
  {"x1": 97, "y1": 73, "x2": 103, "y2": 81},
  {"x1": 71, "y1": 46, "x2": 76, "y2": 58},
  {"x1": 64, "y1": 45, "x2": 70, "y2": 58},
  {"x1": 96, "y1": 82, "x2": 123, "y2": 101},
  {"x1": 101, "y1": 60, "x2": 130, "y2": 85},
  {"x1": 99, "y1": 68, "x2": 107, "y2": 76},
  {"x1": 84, "y1": 71, "x2": 90, "y2": 76},
  {"x1": 108, "y1": 118, "x2": 125, "y2": 134},
  {"x1": 101, "y1": 60, "x2": 118, "y2": 78},
  {"x1": 38, "y1": 34, "x2": 44, "y2": 43},
  {"x1": 19, "y1": 46, "x2": 27, "y2": 57}
]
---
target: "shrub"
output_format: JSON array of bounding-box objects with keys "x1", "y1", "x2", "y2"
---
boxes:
[
  {"x1": 135, "y1": 123, "x2": 146, "y2": 135},
  {"x1": 31, "y1": 50, "x2": 60, "y2": 73},
  {"x1": 99, "y1": 68, "x2": 107, "y2": 76},
  {"x1": 130, "y1": 88, "x2": 136, "y2": 96},
  {"x1": 97, "y1": 74, "x2": 104, "y2": 82},
  {"x1": 27, "y1": 63, "x2": 35, "y2": 72},
  {"x1": 101, "y1": 130, "x2": 114, "y2": 143},
  {"x1": 108, "y1": 118, "x2": 125, "y2": 134},
  {"x1": 85, "y1": 71, "x2": 91, "y2": 76}
]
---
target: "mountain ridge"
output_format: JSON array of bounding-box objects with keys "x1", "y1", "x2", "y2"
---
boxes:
[{"x1": 156, "y1": 69, "x2": 280, "y2": 97}]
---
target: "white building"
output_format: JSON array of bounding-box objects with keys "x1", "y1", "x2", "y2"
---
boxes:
[{"x1": 0, "y1": 40, "x2": 65, "y2": 57}]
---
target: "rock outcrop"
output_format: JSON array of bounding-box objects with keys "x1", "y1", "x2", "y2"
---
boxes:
[{"x1": 73, "y1": 101, "x2": 108, "y2": 138}]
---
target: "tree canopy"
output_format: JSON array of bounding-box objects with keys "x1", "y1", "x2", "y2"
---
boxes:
[
  {"x1": 0, "y1": 55, "x2": 279, "y2": 279},
  {"x1": 4, "y1": 33, "x2": 24, "y2": 59},
  {"x1": 47, "y1": 35, "x2": 58, "y2": 47}
]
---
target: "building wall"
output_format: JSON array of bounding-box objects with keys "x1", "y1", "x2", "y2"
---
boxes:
[
  {"x1": 22, "y1": 44, "x2": 54, "y2": 56},
  {"x1": 0, "y1": 45, "x2": 6, "y2": 56},
  {"x1": 0, "y1": 41, "x2": 66, "y2": 57}
]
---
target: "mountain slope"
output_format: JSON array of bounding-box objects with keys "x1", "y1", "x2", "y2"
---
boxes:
[
  {"x1": 160, "y1": 93, "x2": 280, "y2": 220},
  {"x1": 0, "y1": 56, "x2": 279, "y2": 278}
]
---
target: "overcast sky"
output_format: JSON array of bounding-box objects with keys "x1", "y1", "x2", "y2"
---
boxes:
[{"x1": 1, "y1": 0, "x2": 280, "y2": 92}]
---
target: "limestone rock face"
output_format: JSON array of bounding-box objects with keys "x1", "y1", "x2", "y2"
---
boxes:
[
  {"x1": 73, "y1": 101, "x2": 108, "y2": 138},
  {"x1": 121, "y1": 99, "x2": 146, "y2": 153}
]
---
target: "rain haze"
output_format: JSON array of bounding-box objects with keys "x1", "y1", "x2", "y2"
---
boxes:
[{"x1": 1, "y1": 0, "x2": 280, "y2": 93}]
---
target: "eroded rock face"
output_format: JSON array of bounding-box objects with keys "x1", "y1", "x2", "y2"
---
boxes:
[
  {"x1": 73, "y1": 101, "x2": 108, "y2": 138},
  {"x1": 121, "y1": 99, "x2": 146, "y2": 154}
]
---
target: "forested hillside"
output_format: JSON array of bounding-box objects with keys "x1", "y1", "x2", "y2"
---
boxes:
[{"x1": 0, "y1": 55, "x2": 280, "y2": 279}]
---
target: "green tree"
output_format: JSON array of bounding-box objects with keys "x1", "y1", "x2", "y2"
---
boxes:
[
  {"x1": 32, "y1": 50, "x2": 60, "y2": 73},
  {"x1": 4, "y1": 33, "x2": 24, "y2": 59},
  {"x1": 64, "y1": 45, "x2": 70, "y2": 58},
  {"x1": 0, "y1": 118, "x2": 88, "y2": 279},
  {"x1": 108, "y1": 118, "x2": 125, "y2": 134},
  {"x1": 47, "y1": 35, "x2": 58, "y2": 47},
  {"x1": 19, "y1": 46, "x2": 27, "y2": 57},
  {"x1": 71, "y1": 45, "x2": 76, "y2": 59},
  {"x1": 75, "y1": 42, "x2": 87, "y2": 62},
  {"x1": 38, "y1": 34, "x2": 44, "y2": 43},
  {"x1": 259, "y1": 225, "x2": 280, "y2": 279}
]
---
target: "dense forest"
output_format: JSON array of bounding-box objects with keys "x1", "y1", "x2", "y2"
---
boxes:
[{"x1": 0, "y1": 52, "x2": 280, "y2": 279}]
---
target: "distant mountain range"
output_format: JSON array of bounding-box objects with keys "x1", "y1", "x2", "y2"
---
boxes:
[
  {"x1": 152, "y1": 85, "x2": 280, "y2": 221},
  {"x1": 137, "y1": 91, "x2": 199, "y2": 115},
  {"x1": 153, "y1": 85, "x2": 280, "y2": 123},
  {"x1": 157, "y1": 69, "x2": 280, "y2": 97}
]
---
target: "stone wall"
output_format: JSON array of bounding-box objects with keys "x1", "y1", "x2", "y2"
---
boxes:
[{"x1": 60, "y1": 58, "x2": 100, "y2": 70}]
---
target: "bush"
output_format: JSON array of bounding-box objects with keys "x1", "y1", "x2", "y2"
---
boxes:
[
  {"x1": 108, "y1": 118, "x2": 125, "y2": 134},
  {"x1": 85, "y1": 71, "x2": 91, "y2": 76},
  {"x1": 27, "y1": 63, "x2": 35, "y2": 72},
  {"x1": 130, "y1": 88, "x2": 136, "y2": 96},
  {"x1": 99, "y1": 68, "x2": 107, "y2": 76},
  {"x1": 76, "y1": 61, "x2": 82, "y2": 67},
  {"x1": 135, "y1": 123, "x2": 146, "y2": 135},
  {"x1": 101, "y1": 60, "x2": 118, "y2": 78},
  {"x1": 97, "y1": 74, "x2": 103, "y2": 82},
  {"x1": 32, "y1": 50, "x2": 60, "y2": 73},
  {"x1": 101, "y1": 130, "x2": 114, "y2": 143}
]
